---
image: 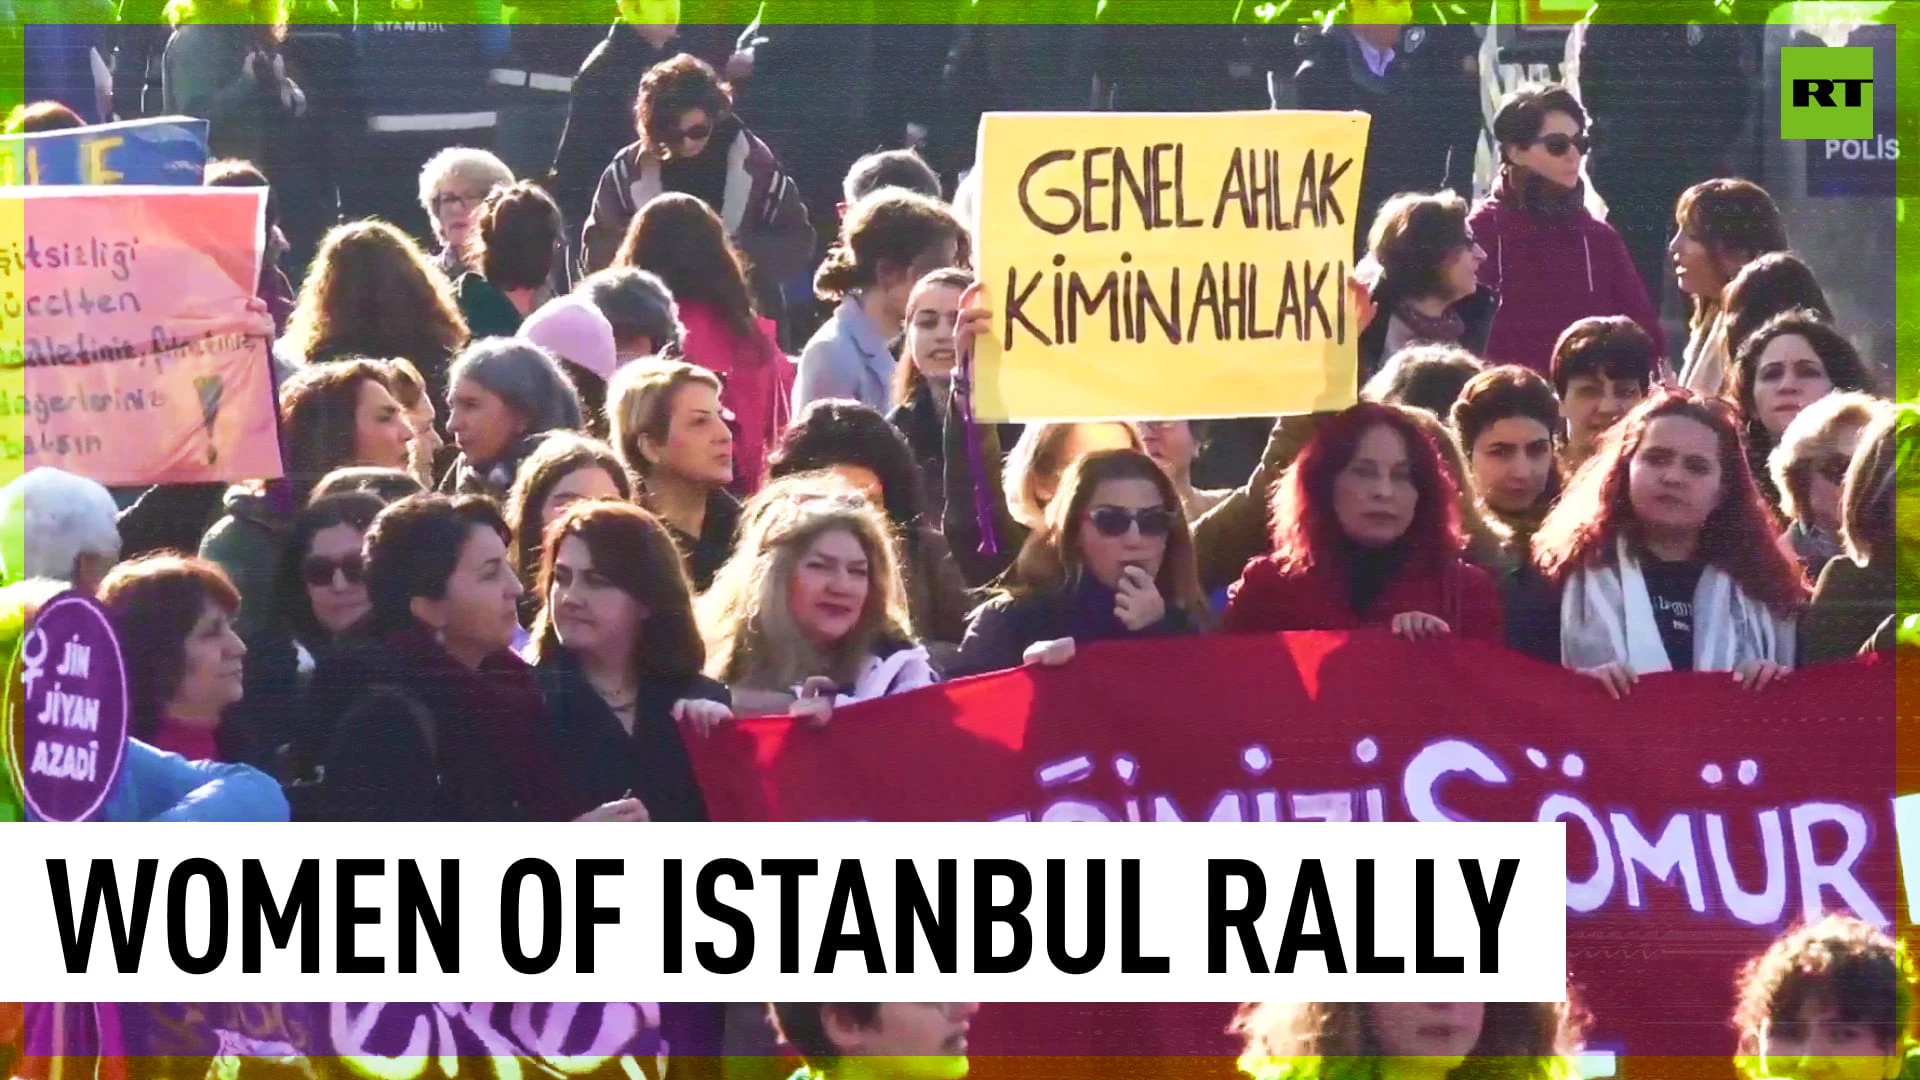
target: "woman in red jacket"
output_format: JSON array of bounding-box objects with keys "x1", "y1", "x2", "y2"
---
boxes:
[
  {"x1": 1223, "y1": 401, "x2": 1503, "y2": 643},
  {"x1": 1471, "y1": 85, "x2": 1664, "y2": 377},
  {"x1": 616, "y1": 192, "x2": 792, "y2": 494}
]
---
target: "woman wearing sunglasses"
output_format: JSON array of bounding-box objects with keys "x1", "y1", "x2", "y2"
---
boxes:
[
  {"x1": 579, "y1": 53, "x2": 813, "y2": 323},
  {"x1": 233, "y1": 491, "x2": 386, "y2": 779},
  {"x1": 1768, "y1": 393, "x2": 1886, "y2": 582},
  {"x1": 1469, "y1": 85, "x2": 1663, "y2": 378},
  {"x1": 955, "y1": 448, "x2": 1205, "y2": 676},
  {"x1": 1224, "y1": 402, "x2": 1503, "y2": 645}
]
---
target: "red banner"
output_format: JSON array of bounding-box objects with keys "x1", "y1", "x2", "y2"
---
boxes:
[{"x1": 686, "y1": 632, "x2": 1908, "y2": 1080}]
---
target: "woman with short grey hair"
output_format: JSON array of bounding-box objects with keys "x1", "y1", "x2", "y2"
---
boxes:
[
  {"x1": 439, "y1": 339, "x2": 584, "y2": 499},
  {"x1": 417, "y1": 146, "x2": 514, "y2": 279}
]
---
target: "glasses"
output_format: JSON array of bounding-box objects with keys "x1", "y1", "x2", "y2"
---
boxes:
[
  {"x1": 302, "y1": 553, "x2": 365, "y2": 588},
  {"x1": 432, "y1": 190, "x2": 483, "y2": 212},
  {"x1": 1813, "y1": 454, "x2": 1852, "y2": 486},
  {"x1": 1534, "y1": 133, "x2": 1591, "y2": 157},
  {"x1": 677, "y1": 122, "x2": 713, "y2": 143},
  {"x1": 1087, "y1": 506, "x2": 1174, "y2": 539}
]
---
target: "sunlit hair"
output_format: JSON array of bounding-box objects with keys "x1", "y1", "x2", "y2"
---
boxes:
[
  {"x1": 1673, "y1": 178, "x2": 1789, "y2": 334},
  {"x1": 284, "y1": 221, "x2": 468, "y2": 368},
  {"x1": 1733, "y1": 915, "x2": 1915, "y2": 1070},
  {"x1": 615, "y1": 192, "x2": 760, "y2": 340},
  {"x1": 416, "y1": 147, "x2": 512, "y2": 225},
  {"x1": 634, "y1": 53, "x2": 731, "y2": 156},
  {"x1": 278, "y1": 359, "x2": 397, "y2": 506},
  {"x1": 1548, "y1": 316, "x2": 1654, "y2": 399},
  {"x1": 97, "y1": 555, "x2": 242, "y2": 742},
  {"x1": 815, "y1": 188, "x2": 964, "y2": 302},
  {"x1": 1768, "y1": 392, "x2": 1885, "y2": 526},
  {"x1": 1002, "y1": 422, "x2": 1144, "y2": 531},
  {"x1": 1531, "y1": 389, "x2": 1806, "y2": 612},
  {"x1": 606, "y1": 359, "x2": 724, "y2": 482},
  {"x1": 467, "y1": 181, "x2": 564, "y2": 292},
  {"x1": 1364, "y1": 190, "x2": 1473, "y2": 305},
  {"x1": 530, "y1": 500, "x2": 703, "y2": 687},
  {"x1": 1232, "y1": 1001, "x2": 1587, "y2": 1080},
  {"x1": 1004, "y1": 449, "x2": 1205, "y2": 617},
  {"x1": 891, "y1": 267, "x2": 975, "y2": 409},
  {"x1": 1269, "y1": 402, "x2": 1463, "y2": 577},
  {"x1": 1361, "y1": 343, "x2": 1485, "y2": 417},
  {"x1": 1839, "y1": 403, "x2": 1920, "y2": 567},
  {"x1": 503, "y1": 432, "x2": 634, "y2": 590},
  {"x1": 1717, "y1": 252, "x2": 1831, "y2": 366},
  {"x1": 698, "y1": 475, "x2": 913, "y2": 692}
]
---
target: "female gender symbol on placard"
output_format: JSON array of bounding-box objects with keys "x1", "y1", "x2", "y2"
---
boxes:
[{"x1": 6, "y1": 592, "x2": 129, "y2": 822}]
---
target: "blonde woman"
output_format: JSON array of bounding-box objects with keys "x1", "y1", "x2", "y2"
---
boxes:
[{"x1": 698, "y1": 475, "x2": 935, "y2": 722}]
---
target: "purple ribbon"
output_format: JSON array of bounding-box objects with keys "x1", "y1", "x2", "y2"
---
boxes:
[{"x1": 954, "y1": 332, "x2": 1000, "y2": 558}]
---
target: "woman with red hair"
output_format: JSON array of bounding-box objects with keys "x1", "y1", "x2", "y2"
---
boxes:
[
  {"x1": 1223, "y1": 402, "x2": 1503, "y2": 644},
  {"x1": 1531, "y1": 389, "x2": 1804, "y2": 698}
]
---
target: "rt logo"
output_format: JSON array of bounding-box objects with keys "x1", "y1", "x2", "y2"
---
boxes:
[{"x1": 1781, "y1": 47, "x2": 1874, "y2": 139}]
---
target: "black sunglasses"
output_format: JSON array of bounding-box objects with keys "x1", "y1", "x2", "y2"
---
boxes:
[
  {"x1": 302, "y1": 552, "x2": 364, "y2": 588},
  {"x1": 1535, "y1": 133, "x2": 1591, "y2": 157},
  {"x1": 677, "y1": 122, "x2": 713, "y2": 143},
  {"x1": 1087, "y1": 506, "x2": 1174, "y2": 539}
]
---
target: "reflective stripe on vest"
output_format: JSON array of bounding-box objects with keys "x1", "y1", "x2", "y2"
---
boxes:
[
  {"x1": 488, "y1": 67, "x2": 574, "y2": 93},
  {"x1": 367, "y1": 111, "x2": 499, "y2": 132}
]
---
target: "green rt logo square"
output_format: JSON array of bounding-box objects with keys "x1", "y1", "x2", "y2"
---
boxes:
[{"x1": 1782, "y1": 47, "x2": 1874, "y2": 139}]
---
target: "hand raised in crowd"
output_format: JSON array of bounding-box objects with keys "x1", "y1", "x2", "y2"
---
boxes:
[
  {"x1": 575, "y1": 797, "x2": 649, "y2": 822},
  {"x1": 1023, "y1": 637, "x2": 1076, "y2": 668},
  {"x1": 1113, "y1": 565, "x2": 1165, "y2": 631},
  {"x1": 789, "y1": 676, "x2": 839, "y2": 728},
  {"x1": 1580, "y1": 662, "x2": 1638, "y2": 700},
  {"x1": 671, "y1": 697, "x2": 734, "y2": 737},
  {"x1": 1734, "y1": 659, "x2": 1788, "y2": 693},
  {"x1": 1347, "y1": 271, "x2": 1377, "y2": 336},
  {"x1": 1389, "y1": 610, "x2": 1450, "y2": 642}
]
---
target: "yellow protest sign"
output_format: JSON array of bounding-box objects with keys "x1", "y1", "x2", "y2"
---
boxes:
[{"x1": 972, "y1": 110, "x2": 1371, "y2": 423}]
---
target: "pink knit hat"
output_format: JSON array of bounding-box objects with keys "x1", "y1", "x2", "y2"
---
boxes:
[{"x1": 520, "y1": 295, "x2": 618, "y2": 380}]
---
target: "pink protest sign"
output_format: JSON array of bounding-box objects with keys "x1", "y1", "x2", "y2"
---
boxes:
[{"x1": 4, "y1": 186, "x2": 283, "y2": 485}]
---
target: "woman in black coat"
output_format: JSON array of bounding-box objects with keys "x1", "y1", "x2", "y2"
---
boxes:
[
  {"x1": 1355, "y1": 189, "x2": 1497, "y2": 385},
  {"x1": 529, "y1": 499, "x2": 732, "y2": 821}
]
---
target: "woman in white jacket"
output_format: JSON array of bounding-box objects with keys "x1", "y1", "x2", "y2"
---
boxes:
[{"x1": 1531, "y1": 388, "x2": 1805, "y2": 698}]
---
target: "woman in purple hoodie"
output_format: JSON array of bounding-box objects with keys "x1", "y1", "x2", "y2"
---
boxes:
[{"x1": 1470, "y1": 86, "x2": 1665, "y2": 377}]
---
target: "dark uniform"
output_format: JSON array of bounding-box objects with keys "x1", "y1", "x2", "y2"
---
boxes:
[
  {"x1": 1577, "y1": 0, "x2": 1755, "y2": 302},
  {"x1": 942, "y1": 0, "x2": 1104, "y2": 160},
  {"x1": 345, "y1": 0, "x2": 509, "y2": 241},
  {"x1": 493, "y1": 2, "x2": 611, "y2": 183},
  {"x1": 1276, "y1": 3, "x2": 1483, "y2": 256},
  {"x1": 1092, "y1": 0, "x2": 1263, "y2": 114},
  {"x1": 734, "y1": 12, "x2": 877, "y2": 232}
]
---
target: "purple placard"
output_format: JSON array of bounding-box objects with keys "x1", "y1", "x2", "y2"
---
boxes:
[{"x1": 10, "y1": 591, "x2": 129, "y2": 821}]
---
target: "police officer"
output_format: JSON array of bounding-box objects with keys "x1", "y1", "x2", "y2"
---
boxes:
[
  {"x1": 1092, "y1": 0, "x2": 1263, "y2": 114},
  {"x1": 1252, "y1": 0, "x2": 1483, "y2": 255},
  {"x1": 1575, "y1": 0, "x2": 1755, "y2": 304},
  {"x1": 492, "y1": 0, "x2": 610, "y2": 183},
  {"x1": 345, "y1": 0, "x2": 510, "y2": 241}
]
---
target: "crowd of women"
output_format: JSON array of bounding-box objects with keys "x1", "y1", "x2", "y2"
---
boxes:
[{"x1": 1, "y1": 51, "x2": 1909, "y2": 827}]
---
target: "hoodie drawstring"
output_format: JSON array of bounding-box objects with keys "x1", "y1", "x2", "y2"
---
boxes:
[{"x1": 1582, "y1": 232, "x2": 1594, "y2": 293}]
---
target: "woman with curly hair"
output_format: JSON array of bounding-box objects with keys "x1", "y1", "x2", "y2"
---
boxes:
[
  {"x1": 580, "y1": 52, "x2": 813, "y2": 320},
  {"x1": 279, "y1": 220, "x2": 470, "y2": 426},
  {"x1": 1725, "y1": 309, "x2": 1878, "y2": 513},
  {"x1": 1733, "y1": 915, "x2": 1914, "y2": 1080},
  {"x1": 1233, "y1": 999, "x2": 1586, "y2": 1080},
  {"x1": 1224, "y1": 401, "x2": 1505, "y2": 645},
  {"x1": 618, "y1": 192, "x2": 791, "y2": 492},
  {"x1": 1531, "y1": 389, "x2": 1804, "y2": 697},
  {"x1": 1355, "y1": 191, "x2": 1496, "y2": 386},
  {"x1": 698, "y1": 475, "x2": 934, "y2": 722}
]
